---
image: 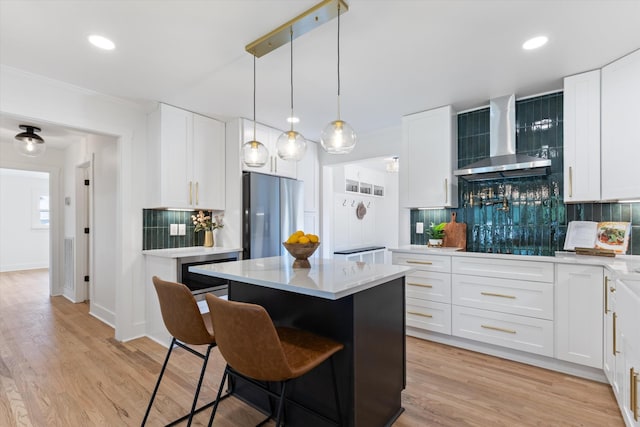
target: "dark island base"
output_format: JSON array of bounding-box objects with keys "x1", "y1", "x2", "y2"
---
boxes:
[{"x1": 228, "y1": 277, "x2": 406, "y2": 427}]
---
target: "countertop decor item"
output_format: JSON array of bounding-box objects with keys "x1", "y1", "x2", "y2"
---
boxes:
[
  {"x1": 427, "y1": 221, "x2": 446, "y2": 246},
  {"x1": 192, "y1": 211, "x2": 224, "y2": 247},
  {"x1": 443, "y1": 212, "x2": 467, "y2": 250},
  {"x1": 283, "y1": 242, "x2": 320, "y2": 268}
]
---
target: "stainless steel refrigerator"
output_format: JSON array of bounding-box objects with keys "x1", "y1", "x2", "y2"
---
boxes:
[{"x1": 242, "y1": 172, "x2": 304, "y2": 259}]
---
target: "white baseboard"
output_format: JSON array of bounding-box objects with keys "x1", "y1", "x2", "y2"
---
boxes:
[
  {"x1": 0, "y1": 262, "x2": 49, "y2": 273},
  {"x1": 89, "y1": 303, "x2": 115, "y2": 329}
]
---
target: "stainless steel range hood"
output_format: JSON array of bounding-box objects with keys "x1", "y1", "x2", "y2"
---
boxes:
[{"x1": 454, "y1": 94, "x2": 551, "y2": 181}]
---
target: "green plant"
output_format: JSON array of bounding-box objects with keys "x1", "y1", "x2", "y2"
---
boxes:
[
  {"x1": 426, "y1": 222, "x2": 446, "y2": 240},
  {"x1": 191, "y1": 211, "x2": 224, "y2": 232}
]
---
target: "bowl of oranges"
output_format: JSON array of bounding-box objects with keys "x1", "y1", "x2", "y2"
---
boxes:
[{"x1": 283, "y1": 230, "x2": 320, "y2": 268}]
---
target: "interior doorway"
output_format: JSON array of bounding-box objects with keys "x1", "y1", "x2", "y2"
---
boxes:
[{"x1": 75, "y1": 161, "x2": 92, "y2": 303}]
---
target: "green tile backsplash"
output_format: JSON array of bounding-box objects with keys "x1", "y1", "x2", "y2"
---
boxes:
[
  {"x1": 143, "y1": 209, "x2": 211, "y2": 250},
  {"x1": 409, "y1": 92, "x2": 639, "y2": 255}
]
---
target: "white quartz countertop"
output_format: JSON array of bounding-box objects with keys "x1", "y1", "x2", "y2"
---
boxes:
[
  {"x1": 142, "y1": 246, "x2": 243, "y2": 259},
  {"x1": 389, "y1": 245, "x2": 640, "y2": 280},
  {"x1": 189, "y1": 256, "x2": 413, "y2": 300}
]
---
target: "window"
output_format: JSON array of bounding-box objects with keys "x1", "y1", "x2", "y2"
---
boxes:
[{"x1": 32, "y1": 192, "x2": 49, "y2": 229}]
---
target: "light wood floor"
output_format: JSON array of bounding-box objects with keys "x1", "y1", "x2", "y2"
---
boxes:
[{"x1": 0, "y1": 269, "x2": 623, "y2": 426}]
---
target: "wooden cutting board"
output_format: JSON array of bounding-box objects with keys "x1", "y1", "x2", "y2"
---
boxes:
[{"x1": 443, "y1": 212, "x2": 467, "y2": 250}]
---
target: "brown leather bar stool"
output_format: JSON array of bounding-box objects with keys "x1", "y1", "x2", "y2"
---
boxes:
[
  {"x1": 141, "y1": 276, "x2": 228, "y2": 427},
  {"x1": 205, "y1": 293, "x2": 344, "y2": 427}
]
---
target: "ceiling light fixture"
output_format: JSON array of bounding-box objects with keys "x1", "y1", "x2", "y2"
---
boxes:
[
  {"x1": 88, "y1": 34, "x2": 116, "y2": 50},
  {"x1": 522, "y1": 35, "x2": 548, "y2": 50},
  {"x1": 287, "y1": 116, "x2": 300, "y2": 124},
  {"x1": 386, "y1": 157, "x2": 399, "y2": 173},
  {"x1": 321, "y1": 1, "x2": 356, "y2": 154},
  {"x1": 14, "y1": 125, "x2": 46, "y2": 157},
  {"x1": 276, "y1": 28, "x2": 306, "y2": 162},
  {"x1": 242, "y1": 55, "x2": 269, "y2": 167}
]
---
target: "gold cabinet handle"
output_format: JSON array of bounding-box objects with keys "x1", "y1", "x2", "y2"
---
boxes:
[
  {"x1": 444, "y1": 178, "x2": 448, "y2": 204},
  {"x1": 481, "y1": 324, "x2": 516, "y2": 334},
  {"x1": 274, "y1": 156, "x2": 278, "y2": 173},
  {"x1": 408, "y1": 311, "x2": 433, "y2": 318},
  {"x1": 613, "y1": 312, "x2": 620, "y2": 355},
  {"x1": 406, "y1": 260, "x2": 433, "y2": 265},
  {"x1": 569, "y1": 166, "x2": 573, "y2": 198},
  {"x1": 189, "y1": 181, "x2": 193, "y2": 205},
  {"x1": 481, "y1": 292, "x2": 516, "y2": 299},
  {"x1": 604, "y1": 276, "x2": 610, "y2": 314},
  {"x1": 195, "y1": 182, "x2": 199, "y2": 205},
  {"x1": 408, "y1": 282, "x2": 433, "y2": 288},
  {"x1": 630, "y1": 368, "x2": 639, "y2": 421}
]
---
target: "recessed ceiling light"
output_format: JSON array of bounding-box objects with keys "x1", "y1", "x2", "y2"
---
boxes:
[
  {"x1": 88, "y1": 35, "x2": 115, "y2": 50},
  {"x1": 522, "y1": 36, "x2": 548, "y2": 50},
  {"x1": 287, "y1": 116, "x2": 300, "y2": 124}
]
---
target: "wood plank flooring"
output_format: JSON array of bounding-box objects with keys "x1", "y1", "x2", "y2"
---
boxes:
[{"x1": 0, "y1": 269, "x2": 623, "y2": 426}]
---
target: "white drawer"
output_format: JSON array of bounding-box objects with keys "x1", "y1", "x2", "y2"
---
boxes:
[
  {"x1": 392, "y1": 253, "x2": 451, "y2": 273},
  {"x1": 406, "y1": 271, "x2": 451, "y2": 304},
  {"x1": 406, "y1": 298, "x2": 451, "y2": 335},
  {"x1": 452, "y1": 305, "x2": 554, "y2": 357},
  {"x1": 452, "y1": 257, "x2": 553, "y2": 283},
  {"x1": 452, "y1": 274, "x2": 553, "y2": 320}
]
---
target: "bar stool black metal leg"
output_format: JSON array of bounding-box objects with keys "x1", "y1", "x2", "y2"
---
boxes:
[
  {"x1": 141, "y1": 337, "x2": 176, "y2": 427},
  {"x1": 208, "y1": 365, "x2": 230, "y2": 427},
  {"x1": 330, "y1": 356, "x2": 342, "y2": 426},
  {"x1": 186, "y1": 344, "x2": 214, "y2": 427},
  {"x1": 275, "y1": 380, "x2": 288, "y2": 427}
]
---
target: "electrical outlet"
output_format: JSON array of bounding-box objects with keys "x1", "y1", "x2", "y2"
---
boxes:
[
  {"x1": 169, "y1": 224, "x2": 178, "y2": 236},
  {"x1": 416, "y1": 222, "x2": 424, "y2": 234},
  {"x1": 178, "y1": 224, "x2": 186, "y2": 236}
]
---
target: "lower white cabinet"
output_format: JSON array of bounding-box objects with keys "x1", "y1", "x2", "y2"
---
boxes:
[
  {"x1": 406, "y1": 298, "x2": 451, "y2": 335},
  {"x1": 452, "y1": 305, "x2": 554, "y2": 357},
  {"x1": 617, "y1": 279, "x2": 640, "y2": 426},
  {"x1": 604, "y1": 274, "x2": 617, "y2": 385},
  {"x1": 555, "y1": 264, "x2": 604, "y2": 369}
]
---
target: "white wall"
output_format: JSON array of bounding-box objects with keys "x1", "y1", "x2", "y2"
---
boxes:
[
  {"x1": 0, "y1": 65, "x2": 148, "y2": 341},
  {"x1": 0, "y1": 169, "x2": 49, "y2": 271}
]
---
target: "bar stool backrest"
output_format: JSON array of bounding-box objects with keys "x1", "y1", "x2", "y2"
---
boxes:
[
  {"x1": 152, "y1": 276, "x2": 215, "y2": 345},
  {"x1": 205, "y1": 294, "x2": 293, "y2": 381}
]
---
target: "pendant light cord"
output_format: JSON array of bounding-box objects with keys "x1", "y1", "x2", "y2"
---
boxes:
[
  {"x1": 337, "y1": 2, "x2": 341, "y2": 120},
  {"x1": 289, "y1": 27, "x2": 294, "y2": 131},
  {"x1": 253, "y1": 54, "x2": 257, "y2": 140}
]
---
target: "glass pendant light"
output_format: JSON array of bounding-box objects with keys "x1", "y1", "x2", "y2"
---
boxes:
[
  {"x1": 242, "y1": 55, "x2": 269, "y2": 167},
  {"x1": 14, "y1": 125, "x2": 46, "y2": 157},
  {"x1": 276, "y1": 28, "x2": 306, "y2": 162},
  {"x1": 321, "y1": 2, "x2": 356, "y2": 154}
]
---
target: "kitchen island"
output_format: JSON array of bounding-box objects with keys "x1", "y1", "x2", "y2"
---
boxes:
[{"x1": 191, "y1": 256, "x2": 413, "y2": 427}]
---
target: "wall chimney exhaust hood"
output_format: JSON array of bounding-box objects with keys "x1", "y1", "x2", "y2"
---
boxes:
[{"x1": 454, "y1": 94, "x2": 551, "y2": 181}]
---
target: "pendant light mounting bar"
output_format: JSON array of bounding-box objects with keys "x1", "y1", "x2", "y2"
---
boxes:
[{"x1": 246, "y1": 0, "x2": 349, "y2": 58}]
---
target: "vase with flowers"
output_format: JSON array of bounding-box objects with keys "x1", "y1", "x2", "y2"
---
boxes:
[{"x1": 191, "y1": 211, "x2": 224, "y2": 247}]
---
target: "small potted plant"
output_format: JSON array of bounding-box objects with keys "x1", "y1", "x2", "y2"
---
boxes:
[
  {"x1": 426, "y1": 222, "x2": 446, "y2": 247},
  {"x1": 191, "y1": 211, "x2": 224, "y2": 247}
]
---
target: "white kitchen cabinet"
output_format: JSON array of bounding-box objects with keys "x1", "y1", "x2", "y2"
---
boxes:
[
  {"x1": 147, "y1": 103, "x2": 225, "y2": 210},
  {"x1": 401, "y1": 105, "x2": 457, "y2": 208},
  {"x1": 617, "y1": 279, "x2": 640, "y2": 426},
  {"x1": 392, "y1": 252, "x2": 453, "y2": 336},
  {"x1": 601, "y1": 49, "x2": 640, "y2": 201},
  {"x1": 241, "y1": 119, "x2": 297, "y2": 179},
  {"x1": 563, "y1": 70, "x2": 601, "y2": 202},
  {"x1": 555, "y1": 264, "x2": 603, "y2": 369}
]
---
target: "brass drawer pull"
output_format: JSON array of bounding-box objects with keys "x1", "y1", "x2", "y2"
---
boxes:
[
  {"x1": 632, "y1": 367, "x2": 638, "y2": 421},
  {"x1": 481, "y1": 292, "x2": 516, "y2": 299},
  {"x1": 481, "y1": 324, "x2": 516, "y2": 334},
  {"x1": 613, "y1": 312, "x2": 620, "y2": 355},
  {"x1": 406, "y1": 260, "x2": 433, "y2": 265},
  {"x1": 604, "y1": 276, "x2": 610, "y2": 314},
  {"x1": 568, "y1": 166, "x2": 573, "y2": 198},
  {"x1": 408, "y1": 311, "x2": 433, "y2": 318},
  {"x1": 408, "y1": 282, "x2": 433, "y2": 288}
]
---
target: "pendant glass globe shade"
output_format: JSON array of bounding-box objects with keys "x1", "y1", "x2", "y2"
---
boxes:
[
  {"x1": 242, "y1": 140, "x2": 269, "y2": 167},
  {"x1": 321, "y1": 119, "x2": 356, "y2": 154},
  {"x1": 276, "y1": 130, "x2": 306, "y2": 161}
]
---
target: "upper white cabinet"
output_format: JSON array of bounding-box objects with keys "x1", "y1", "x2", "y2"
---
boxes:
[
  {"x1": 563, "y1": 70, "x2": 601, "y2": 202},
  {"x1": 401, "y1": 105, "x2": 457, "y2": 208},
  {"x1": 601, "y1": 49, "x2": 640, "y2": 201},
  {"x1": 555, "y1": 264, "x2": 603, "y2": 368},
  {"x1": 147, "y1": 103, "x2": 225, "y2": 210},
  {"x1": 241, "y1": 119, "x2": 297, "y2": 179}
]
